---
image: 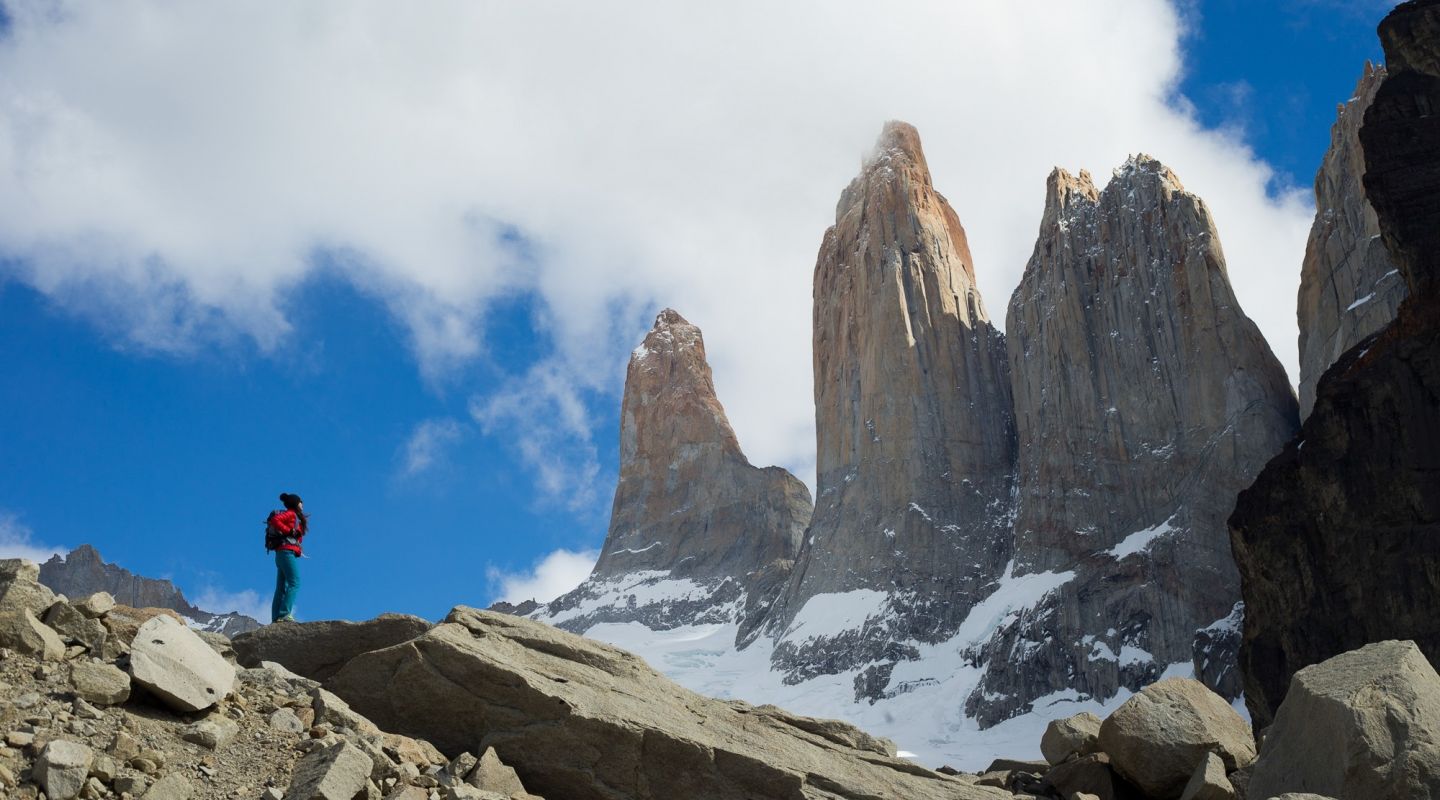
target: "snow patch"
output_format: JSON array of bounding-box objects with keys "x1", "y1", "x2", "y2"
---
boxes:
[
  {"x1": 1103, "y1": 515, "x2": 1177, "y2": 560},
  {"x1": 783, "y1": 589, "x2": 890, "y2": 642}
]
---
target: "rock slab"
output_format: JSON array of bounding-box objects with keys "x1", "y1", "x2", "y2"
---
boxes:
[
  {"x1": 284, "y1": 741, "x2": 374, "y2": 800},
  {"x1": 327, "y1": 606, "x2": 1009, "y2": 800},
  {"x1": 36, "y1": 740, "x2": 93, "y2": 800},
  {"x1": 129, "y1": 614, "x2": 236, "y2": 712},
  {"x1": 233, "y1": 613, "x2": 432, "y2": 681}
]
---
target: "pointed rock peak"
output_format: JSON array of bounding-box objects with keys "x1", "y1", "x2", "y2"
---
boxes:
[
  {"x1": 632, "y1": 308, "x2": 703, "y2": 365},
  {"x1": 1043, "y1": 167, "x2": 1100, "y2": 218},
  {"x1": 1111, "y1": 153, "x2": 1185, "y2": 192},
  {"x1": 837, "y1": 121, "x2": 935, "y2": 217},
  {"x1": 867, "y1": 120, "x2": 928, "y2": 171}
]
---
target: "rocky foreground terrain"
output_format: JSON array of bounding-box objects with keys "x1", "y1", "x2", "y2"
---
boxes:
[{"x1": 5, "y1": 556, "x2": 1440, "y2": 799}]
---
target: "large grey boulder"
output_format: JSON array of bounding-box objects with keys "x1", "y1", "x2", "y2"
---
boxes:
[
  {"x1": 0, "y1": 558, "x2": 56, "y2": 615},
  {"x1": 1248, "y1": 640, "x2": 1440, "y2": 799},
  {"x1": 36, "y1": 739, "x2": 93, "y2": 800},
  {"x1": 129, "y1": 614, "x2": 236, "y2": 712},
  {"x1": 284, "y1": 741, "x2": 373, "y2": 800},
  {"x1": 232, "y1": 613, "x2": 432, "y2": 681},
  {"x1": 328, "y1": 607, "x2": 1009, "y2": 800},
  {"x1": 1098, "y1": 677, "x2": 1256, "y2": 799},
  {"x1": 75, "y1": 591, "x2": 116, "y2": 618},
  {"x1": 0, "y1": 607, "x2": 66, "y2": 660}
]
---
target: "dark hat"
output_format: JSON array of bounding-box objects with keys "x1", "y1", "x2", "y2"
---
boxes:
[{"x1": 279, "y1": 493, "x2": 303, "y2": 510}]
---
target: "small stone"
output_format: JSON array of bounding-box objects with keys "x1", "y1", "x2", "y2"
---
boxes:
[
  {"x1": 268, "y1": 708, "x2": 306, "y2": 734},
  {"x1": 72, "y1": 698, "x2": 104, "y2": 719},
  {"x1": 89, "y1": 754, "x2": 117, "y2": 782},
  {"x1": 114, "y1": 774, "x2": 150, "y2": 795},
  {"x1": 198, "y1": 765, "x2": 216, "y2": 777},
  {"x1": 75, "y1": 593, "x2": 116, "y2": 619},
  {"x1": 262, "y1": 788, "x2": 284, "y2": 800},
  {"x1": 181, "y1": 714, "x2": 239, "y2": 749},
  {"x1": 1180, "y1": 751, "x2": 1235, "y2": 800},
  {"x1": 284, "y1": 741, "x2": 373, "y2": 800},
  {"x1": 108, "y1": 730, "x2": 140, "y2": 761},
  {"x1": 71, "y1": 661, "x2": 131, "y2": 706},
  {"x1": 36, "y1": 739, "x2": 94, "y2": 800},
  {"x1": 6, "y1": 731, "x2": 35, "y2": 747},
  {"x1": 139, "y1": 748, "x2": 167, "y2": 768},
  {"x1": 14, "y1": 690, "x2": 43, "y2": 708},
  {"x1": 0, "y1": 608, "x2": 67, "y2": 661},
  {"x1": 465, "y1": 748, "x2": 527, "y2": 797},
  {"x1": 141, "y1": 773, "x2": 195, "y2": 800},
  {"x1": 0, "y1": 761, "x2": 14, "y2": 787},
  {"x1": 128, "y1": 757, "x2": 160, "y2": 775}
]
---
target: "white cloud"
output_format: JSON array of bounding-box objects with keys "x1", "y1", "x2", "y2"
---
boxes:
[
  {"x1": 191, "y1": 586, "x2": 270, "y2": 623},
  {"x1": 0, "y1": 512, "x2": 65, "y2": 563},
  {"x1": 0, "y1": 1, "x2": 1320, "y2": 494},
  {"x1": 399, "y1": 417, "x2": 465, "y2": 478},
  {"x1": 471, "y1": 362, "x2": 607, "y2": 515},
  {"x1": 487, "y1": 548, "x2": 600, "y2": 605}
]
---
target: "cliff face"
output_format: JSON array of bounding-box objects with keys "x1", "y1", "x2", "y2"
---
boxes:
[
  {"x1": 765, "y1": 122, "x2": 1017, "y2": 688},
  {"x1": 535, "y1": 310, "x2": 812, "y2": 638},
  {"x1": 963, "y1": 158, "x2": 1297, "y2": 726},
  {"x1": 1296, "y1": 63, "x2": 1405, "y2": 419},
  {"x1": 39, "y1": 544, "x2": 260, "y2": 636},
  {"x1": 1230, "y1": 0, "x2": 1440, "y2": 731}
]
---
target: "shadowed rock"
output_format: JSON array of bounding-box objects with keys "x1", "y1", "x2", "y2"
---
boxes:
[{"x1": 232, "y1": 614, "x2": 433, "y2": 681}]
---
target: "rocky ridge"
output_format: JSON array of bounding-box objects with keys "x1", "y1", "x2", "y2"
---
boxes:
[
  {"x1": 534, "y1": 309, "x2": 812, "y2": 642},
  {"x1": 1229, "y1": 0, "x2": 1440, "y2": 732},
  {"x1": 1295, "y1": 61, "x2": 1405, "y2": 419},
  {"x1": 40, "y1": 546, "x2": 260, "y2": 637}
]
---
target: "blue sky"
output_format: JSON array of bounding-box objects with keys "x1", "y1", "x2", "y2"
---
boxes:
[{"x1": 0, "y1": 1, "x2": 1392, "y2": 622}]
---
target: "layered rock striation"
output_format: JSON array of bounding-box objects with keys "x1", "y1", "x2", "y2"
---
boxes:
[
  {"x1": 1296, "y1": 62, "x2": 1405, "y2": 419},
  {"x1": 963, "y1": 157, "x2": 1297, "y2": 725},
  {"x1": 765, "y1": 121, "x2": 1017, "y2": 688},
  {"x1": 535, "y1": 310, "x2": 812, "y2": 640},
  {"x1": 40, "y1": 544, "x2": 260, "y2": 636},
  {"x1": 1230, "y1": 0, "x2": 1440, "y2": 731}
]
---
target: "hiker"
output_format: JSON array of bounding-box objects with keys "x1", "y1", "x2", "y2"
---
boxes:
[{"x1": 266, "y1": 492, "x2": 307, "y2": 623}]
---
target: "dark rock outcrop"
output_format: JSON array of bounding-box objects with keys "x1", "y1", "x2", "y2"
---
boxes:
[
  {"x1": 232, "y1": 614, "x2": 433, "y2": 681},
  {"x1": 965, "y1": 157, "x2": 1297, "y2": 725},
  {"x1": 39, "y1": 544, "x2": 260, "y2": 636},
  {"x1": 1296, "y1": 63, "x2": 1405, "y2": 419},
  {"x1": 766, "y1": 121, "x2": 1017, "y2": 687},
  {"x1": 534, "y1": 309, "x2": 812, "y2": 638},
  {"x1": 1230, "y1": 0, "x2": 1440, "y2": 731}
]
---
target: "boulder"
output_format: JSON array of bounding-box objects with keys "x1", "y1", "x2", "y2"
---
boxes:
[
  {"x1": 43, "y1": 600, "x2": 108, "y2": 653},
  {"x1": 284, "y1": 741, "x2": 374, "y2": 800},
  {"x1": 232, "y1": 614, "x2": 432, "y2": 681},
  {"x1": 0, "y1": 607, "x2": 66, "y2": 660},
  {"x1": 141, "y1": 773, "x2": 195, "y2": 800},
  {"x1": 75, "y1": 591, "x2": 116, "y2": 618},
  {"x1": 129, "y1": 614, "x2": 236, "y2": 712},
  {"x1": 181, "y1": 713, "x2": 239, "y2": 749},
  {"x1": 0, "y1": 558, "x2": 56, "y2": 615},
  {"x1": 1098, "y1": 678, "x2": 1255, "y2": 798},
  {"x1": 1041, "y1": 752, "x2": 1136, "y2": 800},
  {"x1": 1248, "y1": 640, "x2": 1440, "y2": 799},
  {"x1": 36, "y1": 739, "x2": 93, "y2": 800},
  {"x1": 1179, "y1": 752, "x2": 1234, "y2": 800},
  {"x1": 70, "y1": 660, "x2": 131, "y2": 705},
  {"x1": 269, "y1": 707, "x2": 307, "y2": 734},
  {"x1": 327, "y1": 607, "x2": 1009, "y2": 800},
  {"x1": 1041, "y1": 711, "x2": 1103, "y2": 765},
  {"x1": 311, "y1": 687, "x2": 381, "y2": 734},
  {"x1": 466, "y1": 747, "x2": 528, "y2": 797}
]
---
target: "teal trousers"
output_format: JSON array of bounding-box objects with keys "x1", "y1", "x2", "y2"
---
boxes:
[{"x1": 272, "y1": 550, "x2": 300, "y2": 622}]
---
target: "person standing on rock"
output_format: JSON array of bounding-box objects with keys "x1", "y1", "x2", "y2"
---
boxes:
[{"x1": 266, "y1": 492, "x2": 307, "y2": 623}]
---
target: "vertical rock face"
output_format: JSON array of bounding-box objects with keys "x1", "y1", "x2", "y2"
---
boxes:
[
  {"x1": 965, "y1": 157, "x2": 1297, "y2": 726},
  {"x1": 1296, "y1": 63, "x2": 1405, "y2": 419},
  {"x1": 535, "y1": 309, "x2": 812, "y2": 638},
  {"x1": 39, "y1": 544, "x2": 260, "y2": 636},
  {"x1": 1230, "y1": 0, "x2": 1440, "y2": 732},
  {"x1": 767, "y1": 122, "x2": 1017, "y2": 688}
]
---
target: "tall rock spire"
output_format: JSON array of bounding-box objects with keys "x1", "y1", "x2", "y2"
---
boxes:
[
  {"x1": 1296, "y1": 63, "x2": 1405, "y2": 419},
  {"x1": 535, "y1": 309, "x2": 812, "y2": 637},
  {"x1": 767, "y1": 122, "x2": 1017, "y2": 687},
  {"x1": 964, "y1": 156, "x2": 1299, "y2": 726}
]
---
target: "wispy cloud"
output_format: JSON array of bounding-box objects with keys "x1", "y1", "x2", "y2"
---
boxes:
[
  {"x1": 191, "y1": 585, "x2": 270, "y2": 623},
  {"x1": 398, "y1": 417, "x2": 465, "y2": 478},
  {"x1": 487, "y1": 548, "x2": 599, "y2": 605},
  {"x1": 0, "y1": 512, "x2": 66, "y2": 563},
  {"x1": 471, "y1": 361, "x2": 607, "y2": 515}
]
